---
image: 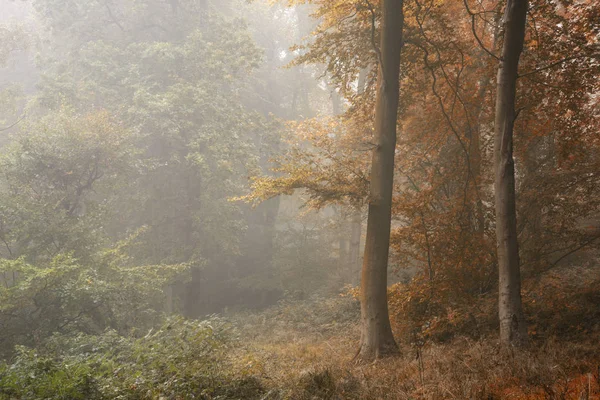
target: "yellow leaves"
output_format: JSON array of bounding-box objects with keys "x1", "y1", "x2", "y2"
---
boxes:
[
  {"x1": 340, "y1": 284, "x2": 359, "y2": 299},
  {"x1": 233, "y1": 115, "x2": 370, "y2": 209}
]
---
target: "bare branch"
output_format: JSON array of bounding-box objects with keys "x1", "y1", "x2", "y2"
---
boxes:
[
  {"x1": 364, "y1": 0, "x2": 385, "y2": 78},
  {"x1": 0, "y1": 114, "x2": 25, "y2": 132},
  {"x1": 463, "y1": 0, "x2": 500, "y2": 61}
]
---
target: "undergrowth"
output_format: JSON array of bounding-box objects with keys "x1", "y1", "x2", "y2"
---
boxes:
[
  {"x1": 0, "y1": 317, "x2": 264, "y2": 400},
  {"x1": 1, "y1": 264, "x2": 600, "y2": 399}
]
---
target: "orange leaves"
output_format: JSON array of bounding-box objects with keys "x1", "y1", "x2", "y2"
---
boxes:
[
  {"x1": 487, "y1": 374, "x2": 600, "y2": 400},
  {"x1": 280, "y1": 0, "x2": 600, "y2": 353},
  {"x1": 236, "y1": 116, "x2": 371, "y2": 209}
]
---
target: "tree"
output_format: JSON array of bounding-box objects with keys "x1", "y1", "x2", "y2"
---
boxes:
[
  {"x1": 243, "y1": 0, "x2": 599, "y2": 346},
  {"x1": 0, "y1": 108, "x2": 135, "y2": 263},
  {"x1": 494, "y1": 0, "x2": 528, "y2": 347},
  {"x1": 357, "y1": 0, "x2": 404, "y2": 360},
  {"x1": 31, "y1": 0, "x2": 292, "y2": 315}
]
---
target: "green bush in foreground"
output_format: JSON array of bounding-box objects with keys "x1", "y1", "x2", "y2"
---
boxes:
[{"x1": 0, "y1": 317, "x2": 265, "y2": 400}]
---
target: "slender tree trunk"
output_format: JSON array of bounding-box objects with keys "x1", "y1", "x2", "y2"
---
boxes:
[
  {"x1": 330, "y1": 83, "x2": 350, "y2": 283},
  {"x1": 470, "y1": 79, "x2": 487, "y2": 234},
  {"x1": 347, "y1": 69, "x2": 368, "y2": 285},
  {"x1": 494, "y1": 0, "x2": 528, "y2": 347},
  {"x1": 338, "y1": 207, "x2": 349, "y2": 280},
  {"x1": 472, "y1": 9, "x2": 501, "y2": 236},
  {"x1": 349, "y1": 208, "x2": 362, "y2": 284},
  {"x1": 358, "y1": 0, "x2": 403, "y2": 360},
  {"x1": 521, "y1": 138, "x2": 543, "y2": 272}
]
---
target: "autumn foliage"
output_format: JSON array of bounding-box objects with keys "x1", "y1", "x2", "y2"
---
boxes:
[{"x1": 247, "y1": 0, "x2": 600, "y2": 347}]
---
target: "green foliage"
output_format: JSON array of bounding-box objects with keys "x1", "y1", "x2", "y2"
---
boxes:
[
  {"x1": 0, "y1": 317, "x2": 264, "y2": 400},
  {"x1": 32, "y1": 1, "x2": 278, "y2": 273},
  {"x1": 0, "y1": 108, "x2": 137, "y2": 262},
  {"x1": 0, "y1": 236, "x2": 189, "y2": 357},
  {"x1": 0, "y1": 346, "x2": 100, "y2": 400}
]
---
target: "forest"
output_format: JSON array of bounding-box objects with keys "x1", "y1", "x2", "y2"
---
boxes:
[{"x1": 0, "y1": 0, "x2": 598, "y2": 398}]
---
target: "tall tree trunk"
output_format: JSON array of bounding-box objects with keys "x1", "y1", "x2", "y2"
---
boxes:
[
  {"x1": 338, "y1": 207, "x2": 349, "y2": 281},
  {"x1": 358, "y1": 0, "x2": 403, "y2": 360},
  {"x1": 472, "y1": 8, "x2": 501, "y2": 236},
  {"x1": 521, "y1": 138, "x2": 543, "y2": 272},
  {"x1": 331, "y1": 85, "x2": 355, "y2": 284},
  {"x1": 349, "y1": 209, "x2": 362, "y2": 284},
  {"x1": 494, "y1": 0, "x2": 528, "y2": 347},
  {"x1": 347, "y1": 69, "x2": 369, "y2": 285}
]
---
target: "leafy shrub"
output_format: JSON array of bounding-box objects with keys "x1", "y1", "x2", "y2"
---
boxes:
[
  {"x1": 0, "y1": 346, "x2": 101, "y2": 400},
  {"x1": 0, "y1": 317, "x2": 265, "y2": 400},
  {"x1": 0, "y1": 240, "x2": 188, "y2": 357},
  {"x1": 387, "y1": 278, "x2": 495, "y2": 346}
]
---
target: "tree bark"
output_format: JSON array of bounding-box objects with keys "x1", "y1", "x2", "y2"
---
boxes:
[
  {"x1": 338, "y1": 207, "x2": 349, "y2": 282},
  {"x1": 358, "y1": 0, "x2": 403, "y2": 360},
  {"x1": 472, "y1": 8, "x2": 501, "y2": 236},
  {"x1": 494, "y1": 0, "x2": 528, "y2": 347},
  {"x1": 349, "y1": 209, "x2": 362, "y2": 285},
  {"x1": 348, "y1": 69, "x2": 368, "y2": 286}
]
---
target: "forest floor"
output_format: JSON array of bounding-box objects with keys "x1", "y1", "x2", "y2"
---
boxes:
[
  {"x1": 229, "y1": 276, "x2": 600, "y2": 399},
  {"x1": 2, "y1": 263, "x2": 599, "y2": 399}
]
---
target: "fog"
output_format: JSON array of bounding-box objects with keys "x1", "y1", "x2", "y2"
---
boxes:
[
  {"x1": 0, "y1": 0, "x2": 599, "y2": 398},
  {"x1": 0, "y1": 0, "x2": 354, "y2": 318}
]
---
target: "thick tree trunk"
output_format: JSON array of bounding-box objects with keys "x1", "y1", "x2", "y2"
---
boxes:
[
  {"x1": 358, "y1": 0, "x2": 403, "y2": 360},
  {"x1": 494, "y1": 0, "x2": 528, "y2": 347}
]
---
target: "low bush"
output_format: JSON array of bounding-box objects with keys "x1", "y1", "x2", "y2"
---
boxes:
[{"x1": 0, "y1": 317, "x2": 265, "y2": 400}]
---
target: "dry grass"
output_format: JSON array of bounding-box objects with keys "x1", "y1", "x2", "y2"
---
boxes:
[
  {"x1": 240, "y1": 334, "x2": 600, "y2": 399},
  {"x1": 228, "y1": 294, "x2": 600, "y2": 399},
  {"x1": 224, "y1": 261, "x2": 600, "y2": 399}
]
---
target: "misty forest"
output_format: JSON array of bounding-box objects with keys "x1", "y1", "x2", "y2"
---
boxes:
[{"x1": 0, "y1": 0, "x2": 598, "y2": 398}]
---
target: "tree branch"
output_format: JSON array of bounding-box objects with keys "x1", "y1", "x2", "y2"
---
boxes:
[
  {"x1": 518, "y1": 54, "x2": 599, "y2": 79},
  {"x1": 364, "y1": 0, "x2": 385, "y2": 79},
  {"x1": 463, "y1": 0, "x2": 500, "y2": 61},
  {"x1": 0, "y1": 114, "x2": 25, "y2": 132},
  {"x1": 545, "y1": 234, "x2": 600, "y2": 271}
]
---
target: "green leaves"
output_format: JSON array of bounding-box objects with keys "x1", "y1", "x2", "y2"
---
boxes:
[
  {"x1": 0, "y1": 108, "x2": 137, "y2": 263},
  {"x1": 0, "y1": 317, "x2": 258, "y2": 400},
  {"x1": 0, "y1": 232, "x2": 191, "y2": 356}
]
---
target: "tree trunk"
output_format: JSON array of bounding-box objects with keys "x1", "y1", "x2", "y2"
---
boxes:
[
  {"x1": 348, "y1": 69, "x2": 367, "y2": 286},
  {"x1": 349, "y1": 208, "x2": 362, "y2": 285},
  {"x1": 521, "y1": 138, "x2": 544, "y2": 272},
  {"x1": 338, "y1": 206, "x2": 349, "y2": 282},
  {"x1": 472, "y1": 8, "x2": 501, "y2": 236},
  {"x1": 358, "y1": 0, "x2": 403, "y2": 360},
  {"x1": 470, "y1": 79, "x2": 487, "y2": 235},
  {"x1": 494, "y1": 0, "x2": 528, "y2": 347}
]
